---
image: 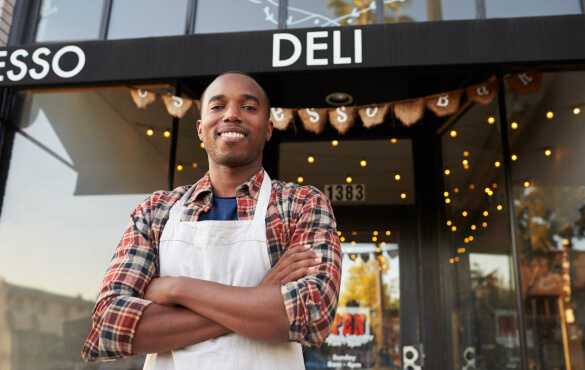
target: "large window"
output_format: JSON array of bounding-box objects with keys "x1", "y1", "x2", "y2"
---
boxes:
[
  {"x1": 194, "y1": 0, "x2": 279, "y2": 34},
  {"x1": 35, "y1": 0, "x2": 105, "y2": 42},
  {"x1": 286, "y1": 0, "x2": 377, "y2": 28}
]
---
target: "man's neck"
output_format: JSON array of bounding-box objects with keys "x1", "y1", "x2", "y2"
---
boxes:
[{"x1": 208, "y1": 164, "x2": 262, "y2": 197}]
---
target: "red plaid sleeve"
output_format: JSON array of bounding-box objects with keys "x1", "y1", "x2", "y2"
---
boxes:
[{"x1": 279, "y1": 186, "x2": 342, "y2": 347}]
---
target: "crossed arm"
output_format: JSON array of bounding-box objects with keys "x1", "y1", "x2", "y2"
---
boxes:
[{"x1": 132, "y1": 244, "x2": 322, "y2": 354}]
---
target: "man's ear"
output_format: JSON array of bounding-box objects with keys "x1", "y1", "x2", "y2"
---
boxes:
[
  {"x1": 196, "y1": 120, "x2": 203, "y2": 141},
  {"x1": 266, "y1": 120, "x2": 274, "y2": 142}
]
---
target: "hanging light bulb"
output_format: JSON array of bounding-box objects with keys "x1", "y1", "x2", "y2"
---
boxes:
[
  {"x1": 346, "y1": 176, "x2": 353, "y2": 183},
  {"x1": 395, "y1": 172, "x2": 401, "y2": 181},
  {"x1": 487, "y1": 116, "x2": 495, "y2": 124},
  {"x1": 511, "y1": 121, "x2": 519, "y2": 130},
  {"x1": 573, "y1": 107, "x2": 581, "y2": 115},
  {"x1": 200, "y1": 142, "x2": 205, "y2": 149},
  {"x1": 297, "y1": 175, "x2": 304, "y2": 183},
  {"x1": 332, "y1": 140, "x2": 339, "y2": 146},
  {"x1": 307, "y1": 156, "x2": 315, "y2": 163},
  {"x1": 146, "y1": 128, "x2": 154, "y2": 136},
  {"x1": 546, "y1": 111, "x2": 554, "y2": 119},
  {"x1": 164, "y1": 129, "x2": 171, "y2": 138},
  {"x1": 544, "y1": 148, "x2": 552, "y2": 156},
  {"x1": 360, "y1": 159, "x2": 367, "y2": 167},
  {"x1": 192, "y1": 162, "x2": 198, "y2": 168},
  {"x1": 176, "y1": 163, "x2": 183, "y2": 171},
  {"x1": 450, "y1": 130, "x2": 457, "y2": 137}
]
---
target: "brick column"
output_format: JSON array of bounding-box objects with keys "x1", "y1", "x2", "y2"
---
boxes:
[{"x1": 0, "y1": 0, "x2": 15, "y2": 46}]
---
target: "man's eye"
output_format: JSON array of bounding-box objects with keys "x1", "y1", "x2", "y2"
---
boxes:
[
  {"x1": 210, "y1": 105, "x2": 223, "y2": 110},
  {"x1": 243, "y1": 106, "x2": 257, "y2": 111}
]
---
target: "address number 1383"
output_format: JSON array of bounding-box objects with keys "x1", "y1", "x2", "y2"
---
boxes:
[{"x1": 324, "y1": 184, "x2": 366, "y2": 202}]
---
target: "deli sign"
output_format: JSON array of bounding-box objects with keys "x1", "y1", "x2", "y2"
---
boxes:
[{"x1": 0, "y1": 45, "x2": 85, "y2": 83}]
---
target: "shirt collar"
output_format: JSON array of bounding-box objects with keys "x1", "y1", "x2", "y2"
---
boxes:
[{"x1": 185, "y1": 168, "x2": 265, "y2": 206}]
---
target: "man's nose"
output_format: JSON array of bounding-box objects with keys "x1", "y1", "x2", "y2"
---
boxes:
[{"x1": 223, "y1": 105, "x2": 242, "y2": 122}]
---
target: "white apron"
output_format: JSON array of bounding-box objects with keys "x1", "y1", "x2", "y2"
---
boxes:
[{"x1": 143, "y1": 172, "x2": 305, "y2": 370}]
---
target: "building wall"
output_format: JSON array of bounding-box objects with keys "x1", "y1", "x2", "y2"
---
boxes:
[{"x1": 0, "y1": 0, "x2": 14, "y2": 46}]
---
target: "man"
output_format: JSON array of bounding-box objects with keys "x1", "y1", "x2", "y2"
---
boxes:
[{"x1": 82, "y1": 72, "x2": 342, "y2": 369}]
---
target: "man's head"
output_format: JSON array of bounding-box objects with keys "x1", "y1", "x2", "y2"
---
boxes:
[{"x1": 197, "y1": 72, "x2": 273, "y2": 171}]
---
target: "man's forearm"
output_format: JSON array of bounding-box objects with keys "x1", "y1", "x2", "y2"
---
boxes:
[
  {"x1": 133, "y1": 303, "x2": 231, "y2": 354},
  {"x1": 165, "y1": 278, "x2": 291, "y2": 342}
]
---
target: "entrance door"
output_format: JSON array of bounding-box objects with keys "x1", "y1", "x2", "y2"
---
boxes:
[{"x1": 303, "y1": 206, "x2": 421, "y2": 370}]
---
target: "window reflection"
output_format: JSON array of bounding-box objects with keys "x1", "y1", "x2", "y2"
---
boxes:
[
  {"x1": 35, "y1": 0, "x2": 104, "y2": 42},
  {"x1": 286, "y1": 0, "x2": 377, "y2": 28},
  {"x1": 194, "y1": 0, "x2": 278, "y2": 34}
]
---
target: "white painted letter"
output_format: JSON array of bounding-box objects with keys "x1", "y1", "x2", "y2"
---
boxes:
[
  {"x1": 437, "y1": 94, "x2": 449, "y2": 107},
  {"x1": 518, "y1": 73, "x2": 533, "y2": 86},
  {"x1": 0, "y1": 50, "x2": 6, "y2": 82},
  {"x1": 307, "y1": 31, "x2": 328, "y2": 66},
  {"x1": 333, "y1": 31, "x2": 351, "y2": 64},
  {"x1": 172, "y1": 96, "x2": 184, "y2": 107},
  {"x1": 476, "y1": 85, "x2": 489, "y2": 96},
  {"x1": 336, "y1": 106, "x2": 348, "y2": 122},
  {"x1": 354, "y1": 29, "x2": 362, "y2": 64},
  {"x1": 29, "y1": 47, "x2": 51, "y2": 80},
  {"x1": 52, "y1": 45, "x2": 85, "y2": 78},
  {"x1": 306, "y1": 108, "x2": 320, "y2": 122},
  {"x1": 366, "y1": 107, "x2": 378, "y2": 117},
  {"x1": 137, "y1": 89, "x2": 148, "y2": 98},
  {"x1": 271, "y1": 107, "x2": 284, "y2": 121},
  {"x1": 7, "y1": 49, "x2": 28, "y2": 81},
  {"x1": 273, "y1": 33, "x2": 302, "y2": 67}
]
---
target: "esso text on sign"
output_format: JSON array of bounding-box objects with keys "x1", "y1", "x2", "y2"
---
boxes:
[
  {"x1": 0, "y1": 45, "x2": 86, "y2": 82},
  {"x1": 273, "y1": 29, "x2": 362, "y2": 68}
]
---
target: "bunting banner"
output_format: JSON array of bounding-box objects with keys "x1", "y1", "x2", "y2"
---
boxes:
[
  {"x1": 505, "y1": 69, "x2": 542, "y2": 95},
  {"x1": 426, "y1": 90, "x2": 463, "y2": 117},
  {"x1": 128, "y1": 68, "x2": 543, "y2": 134},
  {"x1": 328, "y1": 106, "x2": 356, "y2": 134},
  {"x1": 161, "y1": 94, "x2": 193, "y2": 118},
  {"x1": 270, "y1": 107, "x2": 296, "y2": 131},
  {"x1": 466, "y1": 80, "x2": 499, "y2": 105},
  {"x1": 357, "y1": 104, "x2": 390, "y2": 128},
  {"x1": 130, "y1": 88, "x2": 157, "y2": 109},
  {"x1": 298, "y1": 108, "x2": 328, "y2": 134},
  {"x1": 394, "y1": 98, "x2": 425, "y2": 127}
]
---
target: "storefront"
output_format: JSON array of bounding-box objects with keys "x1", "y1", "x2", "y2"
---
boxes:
[{"x1": 1, "y1": 1, "x2": 585, "y2": 369}]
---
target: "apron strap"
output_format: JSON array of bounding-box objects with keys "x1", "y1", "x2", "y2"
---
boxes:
[{"x1": 253, "y1": 171, "x2": 272, "y2": 223}]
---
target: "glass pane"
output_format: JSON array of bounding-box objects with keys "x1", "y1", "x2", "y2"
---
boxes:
[
  {"x1": 0, "y1": 89, "x2": 173, "y2": 368},
  {"x1": 108, "y1": 0, "x2": 189, "y2": 40},
  {"x1": 35, "y1": 0, "x2": 104, "y2": 42},
  {"x1": 194, "y1": 0, "x2": 278, "y2": 34},
  {"x1": 287, "y1": 0, "x2": 376, "y2": 28},
  {"x1": 278, "y1": 139, "x2": 415, "y2": 205},
  {"x1": 441, "y1": 97, "x2": 522, "y2": 368},
  {"x1": 509, "y1": 71, "x2": 585, "y2": 369},
  {"x1": 305, "y1": 230, "x2": 401, "y2": 369},
  {"x1": 486, "y1": 0, "x2": 582, "y2": 19}
]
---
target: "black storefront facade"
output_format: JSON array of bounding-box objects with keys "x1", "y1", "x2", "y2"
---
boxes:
[{"x1": 1, "y1": 2, "x2": 585, "y2": 369}]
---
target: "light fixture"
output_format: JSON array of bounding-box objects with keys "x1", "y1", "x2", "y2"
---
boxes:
[
  {"x1": 390, "y1": 138, "x2": 397, "y2": 143},
  {"x1": 511, "y1": 122, "x2": 519, "y2": 130},
  {"x1": 325, "y1": 92, "x2": 354, "y2": 106},
  {"x1": 200, "y1": 142, "x2": 205, "y2": 149},
  {"x1": 400, "y1": 192, "x2": 406, "y2": 199},
  {"x1": 445, "y1": 168, "x2": 451, "y2": 175},
  {"x1": 546, "y1": 111, "x2": 554, "y2": 119},
  {"x1": 495, "y1": 161, "x2": 501, "y2": 167},
  {"x1": 497, "y1": 205, "x2": 503, "y2": 211},
  {"x1": 451, "y1": 226, "x2": 457, "y2": 231},
  {"x1": 164, "y1": 129, "x2": 171, "y2": 138},
  {"x1": 445, "y1": 198, "x2": 451, "y2": 204},
  {"x1": 511, "y1": 154, "x2": 518, "y2": 161},
  {"x1": 471, "y1": 225, "x2": 476, "y2": 230},
  {"x1": 483, "y1": 211, "x2": 489, "y2": 217},
  {"x1": 177, "y1": 163, "x2": 183, "y2": 171},
  {"x1": 340, "y1": 236, "x2": 345, "y2": 242},
  {"x1": 332, "y1": 140, "x2": 339, "y2": 146},
  {"x1": 146, "y1": 128, "x2": 154, "y2": 136},
  {"x1": 468, "y1": 236, "x2": 474, "y2": 241},
  {"x1": 307, "y1": 156, "x2": 315, "y2": 163},
  {"x1": 462, "y1": 211, "x2": 468, "y2": 217},
  {"x1": 545, "y1": 148, "x2": 552, "y2": 156},
  {"x1": 444, "y1": 191, "x2": 449, "y2": 197},
  {"x1": 337, "y1": 231, "x2": 342, "y2": 236},
  {"x1": 360, "y1": 159, "x2": 367, "y2": 167},
  {"x1": 372, "y1": 236, "x2": 377, "y2": 242},
  {"x1": 524, "y1": 180, "x2": 530, "y2": 188},
  {"x1": 464, "y1": 238, "x2": 469, "y2": 243},
  {"x1": 488, "y1": 116, "x2": 495, "y2": 124},
  {"x1": 462, "y1": 159, "x2": 469, "y2": 165},
  {"x1": 297, "y1": 175, "x2": 304, "y2": 183},
  {"x1": 192, "y1": 162, "x2": 198, "y2": 168},
  {"x1": 574, "y1": 107, "x2": 581, "y2": 115},
  {"x1": 446, "y1": 220, "x2": 452, "y2": 226},
  {"x1": 346, "y1": 176, "x2": 353, "y2": 183},
  {"x1": 395, "y1": 172, "x2": 401, "y2": 181},
  {"x1": 386, "y1": 231, "x2": 391, "y2": 236},
  {"x1": 450, "y1": 130, "x2": 457, "y2": 137},
  {"x1": 482, "y1": 222, "x2": 488, "y2": 228}
]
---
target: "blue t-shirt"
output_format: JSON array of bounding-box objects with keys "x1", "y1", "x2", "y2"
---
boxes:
[{"x1": 198, "y1": 195, "x2": 238, "y2": 221}]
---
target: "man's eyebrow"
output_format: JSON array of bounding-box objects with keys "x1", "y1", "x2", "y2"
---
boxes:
[
  {"x1": 207, "y1": 94, "x2": 225, "y2": 104},
  {"x1": 241, "y1": 94, "x2": 260, "y2": 105}
]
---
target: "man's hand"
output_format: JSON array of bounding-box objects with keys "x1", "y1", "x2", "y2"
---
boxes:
[
  {"x1": 144, "y1": 276, "x2": 179, "y2": 306},
  {"x1": 260, "y1": 244, "x2": 322, "y2": 286}
]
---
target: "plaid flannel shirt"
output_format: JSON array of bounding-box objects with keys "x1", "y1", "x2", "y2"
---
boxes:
[{"x1": 82, "y1": 169, "x2": 342, "y2": 361}]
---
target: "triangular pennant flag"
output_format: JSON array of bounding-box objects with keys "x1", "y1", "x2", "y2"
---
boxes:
[
  {"x1": 394, "y1": 98, "x2": 425, "y2": 126},
  {"x1": 270, "y1": 107, "x2": 295, "y2": 131},
  {"x1": 161, "y1": 94, "x2": 194, "y2": 118},
  {"x1": 505, "y1": 69, "x2": 542, "y2": 95},
  {"x1": 129, "y1": 88, "x2": 157, "y2": 109},
  {"x1": 357, "y1": 104, "x2": 390, "y2": 128},
  {"x1": 194, "y1": 100, "x2": 201, "y2": 113},
  {"x1": 328, "y1": 106, "x2": 355, "y2": 134},
  {"x1": 425, "y1": 90, "x2": 463, "y2": 117},
  {"x1": 466, "y1": 80, "x2": 499, "y2": 105},
  {"x1": 298, "y1": 108, "x2": 327, "y2": 134}
]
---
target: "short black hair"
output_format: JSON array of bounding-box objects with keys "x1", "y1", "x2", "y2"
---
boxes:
[{"x1": 200, "y1": 71, "x2": 271, "y2": 116}]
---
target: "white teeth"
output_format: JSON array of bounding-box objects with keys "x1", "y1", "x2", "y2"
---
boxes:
[{"x1": 221, "y1": 132, "x2": 245, "y2": 138}]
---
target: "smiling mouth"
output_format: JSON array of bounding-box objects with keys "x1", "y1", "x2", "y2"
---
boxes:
[{"x1": 219, "y1": 132, "x2": 246, "y2": 138}]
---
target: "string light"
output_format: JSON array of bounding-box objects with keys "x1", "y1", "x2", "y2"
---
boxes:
[
  {"x1": 546, "y1": 111, "x2": 554, "y2": 119},
  {"x1": 482, "y1": 222, "x2": 488, "y2": 228},
  {"x1": 464, "y1": 238, "x2": 469, "y2": 243},
  {"x1": 176, "y1": 163, "x2": 183, "y2": 171},
  {"x1": 483, "y1": 211, "x2": 489, "y2": 217},
  {"x1": 146, "y1": 128, "x2": 154, "y2": 136},
  {"x1": 450, "y1": 258, "x2": 454, "y2": 264},
  {"x1": 445, "y1": 198, "x2": 451, "y2": 204},
  {"x1": 346, "y1": 176, "x2": 353, "y2": 183},
  {"x1": 463, "y1": 151, "x2": 469, "y2": 157},
  {"x1": 469, "y1": 184, "x2": 475, "y2": 189},
  {"x1": 468, "y1": 236, "x2": 474, "y2": 241},
  {"x1": 373, "y1": 231, "x2": 379, "y2": 236},
  {"x1": 471, "y1": 225, "x2": 476, "y2": 230},
  {"x1": 446, "y1": 220, "x2": 452, "y2": 226},
  {"x1": 545, "y1": 148, "x2": 552, "y2": 156},
  {"x1": 372, "y1": 236, "x2": 377, "y2": 242},
  {"x1": 487, "y1": 116, "x2": 495, "y2": 124},
  {"x1": 462, "y1": 211, "x2": 468, "y2": 217},
  {"x1": 192, "y1": 162, "x2": 198, "y2": 168},
  {"x1": 462, "y1": 159, "x2": 469, "y2": 165},
  {"x1": 511, "y1": 121, "x2": 518, "y2": 129},
  {"x1": 455, "y1": 257, "x2": 459, "y2": 262},
  {"x1": 297, "y1": 176, "x2": 304, "y2": 183},
  {"x1": 495, "y1": 161, "x2": 501, "y2": 167},
  {"x1": 200, "y1": 142, "x2": 205, "y2": 149},
  {"x1": 497, "y1": 205, "x2": 503, "y2": 211},
  {"x1": 307, "y1": 156, "x2": 315, "y2": 163},
  {"x1": 340, "y1": 237, "x2": 345, "y2": 242},
  {"x1": 511, "y1": 154, "x2": 518, "y2": 161},
  {"x1": 450, "y1": 130, "x2": 457, "y2": 137},
  {"x1": 445, "y1": 168, "x2": 451, "y2": 175},
  {"x1": 444, "y1": 191, "x2": 449, "y2": 197},
  {"x1": 454, "y1": 188, "x2": 459, "y2": 193},
  {"x1": 574, "y1": 107, "x2": 581, "y2": 115},
  {"x1": 332, "y1": 140, "x2": 339, "y2": 146},
  {"x1": 360, "y1": 159, "x2": 367, "y2": 167},
  {"x1": 451, "y1": 226, "x2": 457, "y2": 231},
  {"x1": 524, "y1": 180, "x2": 530, "y2": 188},
  {"x1": 395, "y1": 172, "x2": 401, "y2": 181},
  {"x1": 400, "y1": 192, "x2": 407, "y2": 199},
  {"x1": 386, "y1": 231, "x2": 391, "y2": 236},
  {"x1": 390, "y1": 138, "x2": 397, "y2": 143},
  {"x1": 337, "y1": 231, "x2": 342, "y2": 236},
  {"x1": 164, "y1": 130, "x2": 171, "y2": 138},
  {"x1": 492, "y1": 183, "x2": 498, "y2": 188}
]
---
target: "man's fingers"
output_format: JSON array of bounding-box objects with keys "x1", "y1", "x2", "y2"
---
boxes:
[{"x1": 281, "y1": 266, "x2": 319, "y2": 285}]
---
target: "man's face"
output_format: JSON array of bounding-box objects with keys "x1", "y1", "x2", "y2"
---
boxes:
[{"x1": 197, "y1": 73, "x2": 273, "y2": 169}]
